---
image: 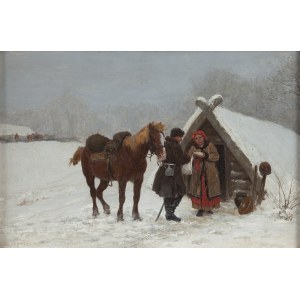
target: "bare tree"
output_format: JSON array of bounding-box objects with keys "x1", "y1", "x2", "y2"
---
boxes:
[
  {"x1": 187, "y1": 55, "x2": 299, "y2": 133},
  {"x1": 274, "y1": 173, "x2": 300, "y2": 221}
]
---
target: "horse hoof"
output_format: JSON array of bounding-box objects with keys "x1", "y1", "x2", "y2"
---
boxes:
[
  {"x1": 133, "y1": 214, "x2": 142, "y2": 221},
  {"x1": 104, "y1": 208, "x2": 111, "y2": 215},
  {"x1": 92, "y1": 209, "x2": 100, "y2": 217},
  {"x1": 117, "y1": 216, "x2": 124, "y2": 222}
]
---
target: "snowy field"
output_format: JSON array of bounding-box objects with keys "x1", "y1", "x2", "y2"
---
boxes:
[{"x1": 0, "y1": 138, "x2": 298, "y2": 247}]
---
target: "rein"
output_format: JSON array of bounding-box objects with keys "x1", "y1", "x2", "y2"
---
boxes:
[{"x1": 147, "y1": 131, "x2": 165, "y2": 161}]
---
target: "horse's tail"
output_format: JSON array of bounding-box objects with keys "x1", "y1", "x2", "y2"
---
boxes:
[{"x1": 69, "y1": 147, "x2": 84, "y2": 166}]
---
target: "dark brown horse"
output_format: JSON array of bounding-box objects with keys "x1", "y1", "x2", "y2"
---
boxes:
[{"x1": 70, "y1": 122, "x2": 166, "y2": 221}]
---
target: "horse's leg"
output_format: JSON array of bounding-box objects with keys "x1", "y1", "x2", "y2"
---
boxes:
[
  {"x1": 132, "y1": 177, "x2": 143, "y2": 221},
  {"x1": 80, "y1": 148, "x2": 99, "y2": 217},
  {"x1": 117, "y1": 180, "x2": 127, "y2": 221},
  {"x1": 96, "y1": 180, "x2": 110, "y2": 215},
  {"x1": 86, "y1": 176, "x2": 99, "y2": 217}
]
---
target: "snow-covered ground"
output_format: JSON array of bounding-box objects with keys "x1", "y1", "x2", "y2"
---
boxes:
[{"x1": 0, "y1": 138, "x2": 298, "y2": 247}]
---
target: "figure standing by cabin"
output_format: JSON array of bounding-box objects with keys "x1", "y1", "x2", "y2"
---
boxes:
[
  {"x1": 152, "y1": 128, "x2": 190, "y2": 222},
  {"x1": 187, "y1": 130, "x2": 222, "y2": 216},
  {"x1": 14, "y1": 133, "x2": 20, "y2": 142},
  {"x1": 27, "y1": 134, "x2": 34, "y2": 142}
]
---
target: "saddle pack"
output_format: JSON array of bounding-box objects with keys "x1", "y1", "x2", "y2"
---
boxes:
[{"x1": 86, "y1": 131, "x2": 132, "y2": 162}]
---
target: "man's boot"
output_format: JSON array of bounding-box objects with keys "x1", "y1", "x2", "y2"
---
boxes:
[
  {"x1": 171, "y1": 196, "x2": 182, "y2": 221},
  {"x1": 165, "y1": 197, "x2": 181, "y2": 222},
  {"x1": 173, "y1": 196, "x2": 182, "y2": 210},
  {"x1": 164, "y1": 198, "x2": 173, "y2": 220}
]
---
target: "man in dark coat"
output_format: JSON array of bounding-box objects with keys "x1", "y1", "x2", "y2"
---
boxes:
[{"x1": 152, "y1": 127, "x2": 190, "y2": 222}]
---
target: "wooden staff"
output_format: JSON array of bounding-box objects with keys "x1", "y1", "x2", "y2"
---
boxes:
[
  {"x1": 252, "y1": 165, "x2": 258, "y2": 206},
  {"x1": 155, "y1": 202, "x2": 165, "y2": 221}
]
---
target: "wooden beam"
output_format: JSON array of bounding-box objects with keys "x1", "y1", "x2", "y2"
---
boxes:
[{"x1": 181, "y1": 112, "x2": 207, "y2": 150}]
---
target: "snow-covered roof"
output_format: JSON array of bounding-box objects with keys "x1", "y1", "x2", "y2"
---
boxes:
[
  {"x1": 183, "y1": 95, "x2": 299, "y2": 192},
  {"x1": 0, "y1": 124, "x2": 34, "y2": 136}
]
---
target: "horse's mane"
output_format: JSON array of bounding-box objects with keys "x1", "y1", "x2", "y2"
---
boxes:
[
  {"x1": 123, "y1": 121, "x2": 165, "y2": 151},
  {"x1": 149, "y1": 121, "x2": 165, "y2": 132}
]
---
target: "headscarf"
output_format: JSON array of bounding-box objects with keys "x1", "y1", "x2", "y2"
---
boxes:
[{"x1": 192, "y1": 130, "x2": 207, "y2": 141}]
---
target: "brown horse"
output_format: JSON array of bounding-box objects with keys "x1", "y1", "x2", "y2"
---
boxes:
[{"x1": 70, "y1": 122, "x2": 166, "y2": 221}]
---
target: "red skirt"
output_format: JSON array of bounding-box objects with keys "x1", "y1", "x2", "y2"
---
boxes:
[{"x1": 191, "y1": 174, "x2": 221, "y2": 210}]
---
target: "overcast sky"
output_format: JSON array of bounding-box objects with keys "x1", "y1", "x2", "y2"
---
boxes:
[{"x1": 3, "y1": 51, "x2": 291, "y2": 110}]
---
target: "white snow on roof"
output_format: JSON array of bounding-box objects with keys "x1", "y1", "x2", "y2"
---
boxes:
[
  {"x1": 183, "y1": 107, "x2": 202, "y2": 133},
  {"x1": 0, "y1": 124, "x2": 34, "y2": 136},
  {"x1": 215, "y1": 107, "x2": 300, "y2": 178},
  {"x1": 214, "y1": 106, "x2": 299, "y2": 181}
]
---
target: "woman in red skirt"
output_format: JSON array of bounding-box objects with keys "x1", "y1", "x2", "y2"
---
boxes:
[{"x1": 187, "y1": 130, "x2": 222, "y2": 217}]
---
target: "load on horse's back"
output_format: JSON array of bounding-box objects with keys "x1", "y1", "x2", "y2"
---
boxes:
[
  {"x1": 69, "y1": 122, "x2": 166, "y2": 221},
  {"x1": 69, "y1": 131, "x2": 131, "y2": 166},
  {"x1": 86, "y1": 133, "x2": 110, "y2": 153}
]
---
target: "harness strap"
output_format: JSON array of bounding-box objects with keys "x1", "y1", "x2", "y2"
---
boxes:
[{"x1": 106, "y1": 157, "x2": 114, "y2": 186}]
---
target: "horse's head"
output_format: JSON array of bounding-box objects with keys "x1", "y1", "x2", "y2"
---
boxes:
[{"x1": 148, "y1": 122, "x2": 166, "y2": 162}]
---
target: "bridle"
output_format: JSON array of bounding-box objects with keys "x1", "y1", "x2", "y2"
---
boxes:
[{"x1": 147, "y1": 130, "x2": 165, "y2": 159}]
